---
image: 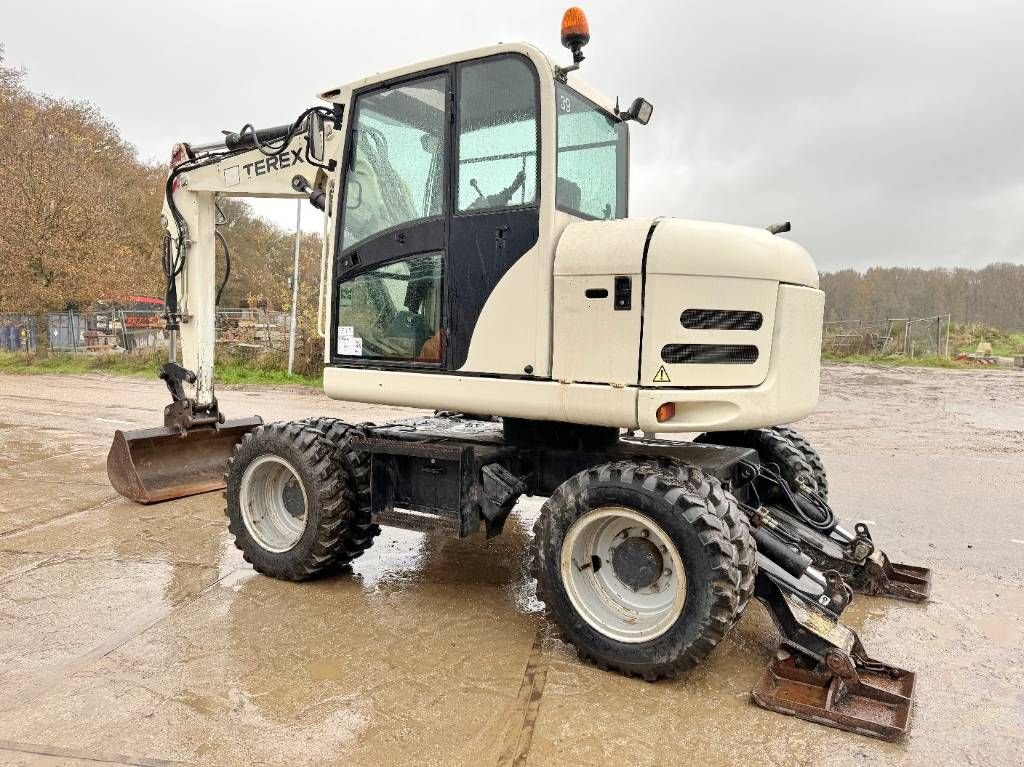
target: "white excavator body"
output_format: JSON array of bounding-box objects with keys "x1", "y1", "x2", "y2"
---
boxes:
[{"x1": 160, "y1": 41, "x2": 824, "y2": 435}]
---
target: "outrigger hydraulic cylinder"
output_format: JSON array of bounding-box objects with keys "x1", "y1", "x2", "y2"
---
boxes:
[{"x1": 740, "y1": 466, "x2": 928, "y2": 739}]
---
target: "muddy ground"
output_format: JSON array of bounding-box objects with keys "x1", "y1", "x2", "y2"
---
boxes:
[{"x1": 0, "y1": 364, "x2": 1022, "y2": 766}]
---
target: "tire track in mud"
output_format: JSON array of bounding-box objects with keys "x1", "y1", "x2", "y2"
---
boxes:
[
  {"x1": 0, "y1": 739, "x2": 178, "y2": 766},
  {"x1": 0, "y1": 566, "x2": 228, "y2": 717},
  {"x1": 497, "y1": 628, "x2": 550, "y2": 767}
]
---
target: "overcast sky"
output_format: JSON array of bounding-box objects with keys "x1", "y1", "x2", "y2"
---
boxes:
[{"x1": 4, "y1": 0, "x2": 1022, "y2": 271}]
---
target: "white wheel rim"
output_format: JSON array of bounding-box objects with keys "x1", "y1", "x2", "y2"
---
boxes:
[
  {"x1": 239, "y1": 455, "x2": 309, "y2": 553},
  {"x1": 560, "y1": 507, "x2": 686, "y2": 643}
]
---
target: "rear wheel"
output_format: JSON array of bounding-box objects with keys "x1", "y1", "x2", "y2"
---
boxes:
[
  {"x1": 531, "y1": 461, "x2": 741, "y2": 680},
  {"x1": 770, "y1": 426, "x2": 828, "y2": 500},
  {"x1": 695, "y1": 428, "x2": 817, "y2": 495},
  {"x1": 301, "y1": 417, "x2": 381, "y2": 563},
  {"x1": 649, "y1": 461, "x2": 756, "y2": 625},
  {"x1": 226, "y1": 421, "x2": 367, "y2": 580}
]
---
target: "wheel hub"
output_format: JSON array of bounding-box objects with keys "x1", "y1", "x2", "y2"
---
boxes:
[
  {"x1": 560, "y1": 507, "x2": 686, "y2": 643},
  {"x1": 282, "y1": 477, "x2": 305, "y2": 519},
  {"x1": 611, "y1": 536, "x2": 664, "y2": 590},
  {"x1": 238, "y1": 454, "x2": 309, "y2": 553}
]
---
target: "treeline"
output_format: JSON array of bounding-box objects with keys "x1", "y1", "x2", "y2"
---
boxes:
[
  {"x1": 0, "y1": 46, "x2": 324, "y2": 371},
  {"x1": 0, "y1": 47, "x2": 164, "y2": 314},
  {"x1": 821, "y1": 263, "x2": 1024, "y2": 330}
]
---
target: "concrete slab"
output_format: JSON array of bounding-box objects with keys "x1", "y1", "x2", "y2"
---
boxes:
[
  {"x1": 0, "y1": 478, "x2": 117, "y2": 536},
  {"x1": 1, "y1": 492, "x2": 237, "y2": 567},
  {"x1": 0, "y1": 366, "x2": 1022, "y2": 766},
  {"x1": 0, "y1": 531, "x2": 539, "y2": 766},
  {"x1": 0, "y1": 556, "x2": 220, "y2": 708}
]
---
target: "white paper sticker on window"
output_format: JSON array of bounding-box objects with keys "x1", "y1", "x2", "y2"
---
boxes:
[
  {"x1": 337, "y1": 336, "x2": 363, "y2": 356},
  {"x1": 338, "y1": 325, "x2": 354, "y2": 338}
]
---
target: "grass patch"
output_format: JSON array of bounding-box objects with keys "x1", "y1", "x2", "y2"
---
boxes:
[
  {"x1": 0, "y1": 351, "x2": 322, "y2": 388},
  {"x1": 949, "y1": 323, "x2": 1024, "y2": 357},
  {"x1": 822, "y1": 352, "x2": 1002, "y2": 369}
]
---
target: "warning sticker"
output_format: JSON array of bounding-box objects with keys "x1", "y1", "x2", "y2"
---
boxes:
[{"x1": 653, "y1": 366, "x2": 671, "y2": 383}]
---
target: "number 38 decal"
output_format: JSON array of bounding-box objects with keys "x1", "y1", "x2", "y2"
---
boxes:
[{"x1": 559, "y1": 95, "x2": 572, "y2": 113}]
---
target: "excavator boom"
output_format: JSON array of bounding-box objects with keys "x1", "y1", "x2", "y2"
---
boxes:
[{"x1": 105, "y1": 109, "x2": 340, "y2": 503}]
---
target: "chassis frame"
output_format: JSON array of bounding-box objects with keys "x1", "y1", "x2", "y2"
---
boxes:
[{"x1": 348, "y1": 414, "x2": 924, "y2": 741}]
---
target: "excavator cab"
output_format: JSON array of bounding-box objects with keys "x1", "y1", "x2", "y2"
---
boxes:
[{"x1": 331, "y1": 53, "x2": 542, "y2": 373}]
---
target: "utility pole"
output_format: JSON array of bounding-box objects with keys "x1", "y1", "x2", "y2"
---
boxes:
[{"x1": 287, "y1": 199, "x2": 301, "y2": 375}]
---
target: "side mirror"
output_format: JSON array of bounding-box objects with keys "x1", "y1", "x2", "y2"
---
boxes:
[
  {"x1": 307, "y1": 111, "x2": 326, "y2": 164},
  {"x1": 621, "y1": 97, "x2": 654, "y2": 126}
]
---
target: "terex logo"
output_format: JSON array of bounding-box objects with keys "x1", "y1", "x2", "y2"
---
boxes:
[{"x1": 242, "y1": 149, "x2": 305, "y2": 179}]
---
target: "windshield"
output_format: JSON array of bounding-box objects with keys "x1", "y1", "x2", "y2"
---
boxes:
[{"x1": 555, "y1": 83, "x2": 628, "y2": 219}]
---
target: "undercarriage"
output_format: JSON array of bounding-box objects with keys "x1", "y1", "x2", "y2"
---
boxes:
[{"x1": 343, "y1": 415, "x2": 928, "y2": 740}]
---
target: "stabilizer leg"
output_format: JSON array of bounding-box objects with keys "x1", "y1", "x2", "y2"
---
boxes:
[
  {"x1": 845, "y1": 524, "x2": 932, "y2": 601},
  {"x1": 751, "y1": 567, "x2": 916, "y2": 741}
]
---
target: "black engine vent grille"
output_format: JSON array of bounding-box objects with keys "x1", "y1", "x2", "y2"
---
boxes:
[
  {"x1": 680, "y1": 308, "x2": 763, "y2": 331},
  {"x1": 661, "y1": 344, "x2": 759, "y2": 365}
]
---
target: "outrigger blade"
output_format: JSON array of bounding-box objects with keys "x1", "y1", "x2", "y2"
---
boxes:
[
  {"x1": 752, "y1": 565, "x2": 917, "y2": 740},
  {"x1": 107, "y1": 417, "x2": 261, "y2": 504},
  {"x1": 850, "y1": 550, "x2": 932, "y2": 602},
  {"x1": 753, "y1": 649, "x2": 915, "y2": 742}
]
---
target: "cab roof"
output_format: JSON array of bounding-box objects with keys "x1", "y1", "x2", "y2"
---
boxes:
[{"x1": 317, "y1": 41, "x2": 618, "y2": 117}]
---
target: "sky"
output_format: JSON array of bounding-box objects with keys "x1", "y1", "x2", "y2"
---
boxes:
[{"x1": 3, "y1": 0, "x2": 1023, "y2": 272}]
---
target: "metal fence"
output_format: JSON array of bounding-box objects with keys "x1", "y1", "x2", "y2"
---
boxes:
[
  {"x1": 0, "y1": 309, "x2": 290, "y2": 355},
  {"x1": 822, "y1": 315, "x2": 951, "y2": 358}
]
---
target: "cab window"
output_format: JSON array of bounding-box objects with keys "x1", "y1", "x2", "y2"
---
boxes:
[
  {"x1": 341, "y1": 74, "x2": 448, "y2": 251},
  {"x1": 556, "y1": 84, "x2": 627, "y2": 219},
  {"x1": 456, "y1": 56, "x2": 539, "y2": 213},
  {"x1": 335, "y1": 253, "x2": 444, "y2": 362}
]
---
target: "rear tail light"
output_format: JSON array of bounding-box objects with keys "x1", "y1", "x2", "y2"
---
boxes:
[{"x1": 656, "y1": 402, "x2": 676, "y2": 423}]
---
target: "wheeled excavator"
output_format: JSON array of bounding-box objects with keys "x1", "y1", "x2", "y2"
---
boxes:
[{"x1": 107, "y1": 8, "x2": 931, "y2": 740}]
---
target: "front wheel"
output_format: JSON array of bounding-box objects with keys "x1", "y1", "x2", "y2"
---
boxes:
[
  {"x1": 226, "y1": 421, "x2": 364, "y2": 580},
  {"x1": 531, "y1": 461, "x2": 741, "y2": 680}
]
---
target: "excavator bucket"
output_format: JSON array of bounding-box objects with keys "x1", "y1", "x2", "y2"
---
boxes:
[{"x1": 106, "y1": 417, "x2": 262, "y2": 504}]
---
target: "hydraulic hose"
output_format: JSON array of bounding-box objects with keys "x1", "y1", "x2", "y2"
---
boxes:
[
  {"x1": 214, "y1": 230, "x2": 231, "y2": 306},
  {"x1": 161, "y1": 105, "x2": 336, "y2": 329},
  {"x1": 750, "y1": 460, "x2": 836, "y2": 532}
]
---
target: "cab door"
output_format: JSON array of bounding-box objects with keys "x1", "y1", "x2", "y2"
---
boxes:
[
  {"x1": 332, "y1": 71, "x2": 450, "y2": 367},
  {"x1": 447, "y1": 54, "x2": 541, "y2": 370},
  {"x1": 331, "y1": 55, "x2": 541, "y2": 373}
]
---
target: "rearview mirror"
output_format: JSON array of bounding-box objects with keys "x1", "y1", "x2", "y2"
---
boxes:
[
  {"x1": 308, "y1": 111, "x2": 326, "y2": 164},
  {"x1": 621, "y1": 97, "x2": 654, "y2": 125}
]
